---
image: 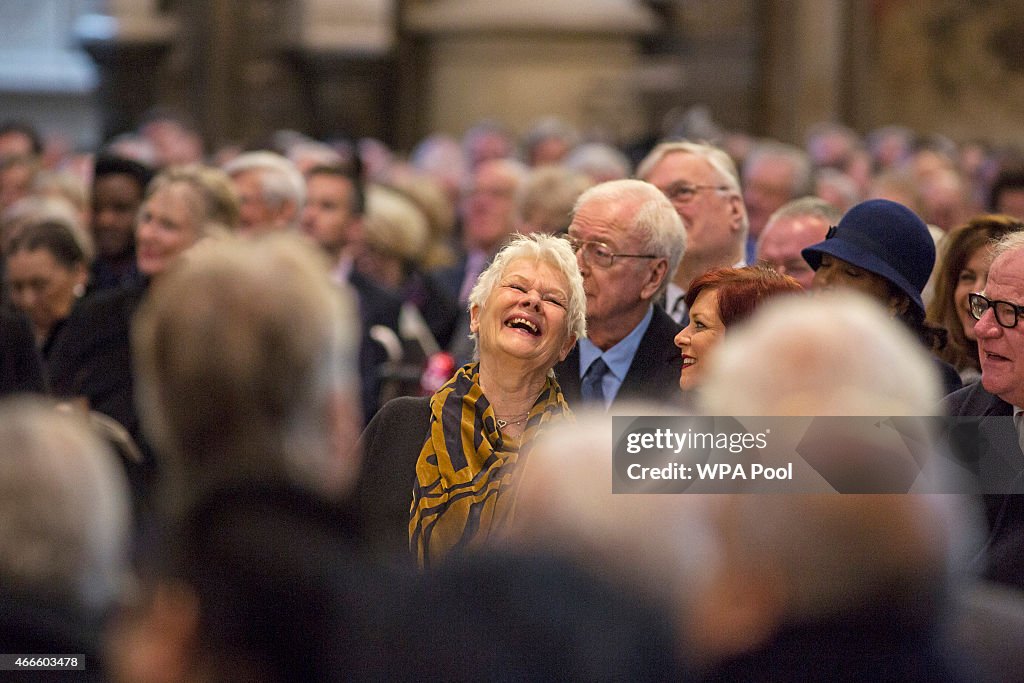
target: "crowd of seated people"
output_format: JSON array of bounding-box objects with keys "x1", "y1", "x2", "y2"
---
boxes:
[{"x1": 4, "y1": 110, "x2": 1024, "y2": 680}]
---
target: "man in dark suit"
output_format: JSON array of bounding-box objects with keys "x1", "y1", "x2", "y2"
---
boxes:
[
  {"x1": 434, "y1": 157, "x2": 528, "y2": 366},
  {"x1": 301, "y1": 163, "x2": 402, "y2": 422},
  {"x1": 945, "y1": 231, "x2": 1024, "y2": 585},
  {"x1": 554, "y1": 179, "x2": 686, "y2": 409}
]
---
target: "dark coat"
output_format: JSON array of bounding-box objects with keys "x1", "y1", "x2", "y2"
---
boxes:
[
  {"x1": 348, "y1": 270, "x2": 403, "y2": 423},
  {"x1": 45, "y1": 284, "x2": 145, "y2": 438},
  {"x1": 554, "y1": 306, "x2": 684, "y2": 409},
  {"x1": 944, "y1": 380, "x2": 1024, "y2": 588},
  {"x1": 0, "y1": 309, "x2": 46, "y2": 396},
  {"x1": 352, "y1": 396, "x2": 430, "y2": 564},
  {"x1": 703, "y1": 601, "x2": 974, "y2": 683}
]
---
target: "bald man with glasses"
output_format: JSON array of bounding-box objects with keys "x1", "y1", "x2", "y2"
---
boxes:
[{"x1": 552, "y1": 179, "x2": 686, "y2": 409}]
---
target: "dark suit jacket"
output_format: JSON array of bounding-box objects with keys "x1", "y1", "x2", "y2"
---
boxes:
[
  {"x1": 430, "y1": 253, "x2": 469, "y2": 304},
  {"x1": 944, "y1": 381, "x2": 1024, "y2": 585},
  {"x1": 554, "y1": 306, "x2": 684, "y2": 409},
  {"x1": 348, "y1": 270, "x2": 403, "y2": 424},
  {"x1": 0, "y1": 309, "x2": 46, "y2": 396},
  {"x1": 943, "y1": 382, "x2": 1024, "y2": 490},
  {"x1": 352, "y1": 396, "x2": 431, "y2": 564},
  {"x1": 704, "y1": 601, "x2": 973, "y2": 683}
]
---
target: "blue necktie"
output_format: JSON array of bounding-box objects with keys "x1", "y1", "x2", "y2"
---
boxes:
[{"x1": 581, "y1": 357, "x2": 609, "y2": 405}]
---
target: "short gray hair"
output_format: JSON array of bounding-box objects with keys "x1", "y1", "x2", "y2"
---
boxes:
[
  {"x1": 637, "y1": 140, "x2": 742, "y2": 196},
  {"x1": 762, "y1": 196, "x2": 842, "y2": 239},
  {"x1": 468, "y1": 232, "x2": 587, "y2": 358},
  {"x1": 223, "y1": 151, "x2": 306, "y2": 222},
  {"x1": 742, "y1": 141, "x2": 813, "y2": 197},
  {"x1": 0, "y1": 398, "x2": 130, "y2": 611},
  {"x1": 573, "y1": 179, "x2": 687, "y2": 299}
]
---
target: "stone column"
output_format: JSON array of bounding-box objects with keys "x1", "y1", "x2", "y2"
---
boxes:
[
  {"x1": 75, "y1": 0, "x2": 177, "y2": 141},
  {"x1": 762, "y1": 0, "x2": 846, "y2": 143},
  {"x1": 403, "y1": 0, "x2": 658, "y2": 144},
  {"x1": 284, "y1": 0, "x2": 396, "y2": 142}
]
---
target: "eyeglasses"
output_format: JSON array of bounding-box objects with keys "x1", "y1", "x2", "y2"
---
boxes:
[
  {"x1": 968, "y1": 293, "x2": 1024, "y2": 329},
  {"x1": 661, "y1": 182, "x2": 731, "y2": 205},
  {"x1": 563, "y1": 235, "x2": 660, "y2": 268}
]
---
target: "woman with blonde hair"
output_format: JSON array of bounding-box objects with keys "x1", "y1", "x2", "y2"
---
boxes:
[{"x1": 47, "y1": 165, "x2": 240, "y2": 470}]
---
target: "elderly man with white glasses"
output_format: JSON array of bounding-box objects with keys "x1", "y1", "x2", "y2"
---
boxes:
[
  {"x1": 945, "y1": 230, "x2": 1024, "y2": 588},
  {"x1": 637, "y1": 141, "x2": 748, "y2": 324},
  {"x1": 552, "y1": 179, "x2": 686, "y2": 409}
]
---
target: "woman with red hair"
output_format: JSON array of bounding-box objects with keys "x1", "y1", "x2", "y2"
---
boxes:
[{"x1": 675, "y1": 266, "x2": 802, "y2": 393}]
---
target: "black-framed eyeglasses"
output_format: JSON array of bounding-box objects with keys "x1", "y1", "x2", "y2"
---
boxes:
[
  {"x1": 968, "y1": 292, "x2": 1024, "y2": 329},
  {"x1": 661, "y1": 182, "x2": 731, "y2": 205},
  {"x1": 563, "y1": 235, "x2": 660, "y2": 269}
]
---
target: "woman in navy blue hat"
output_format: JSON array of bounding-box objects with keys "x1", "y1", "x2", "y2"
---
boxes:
[{"x1": 802, "y1": 198, "x2": 962, "y2": 395}]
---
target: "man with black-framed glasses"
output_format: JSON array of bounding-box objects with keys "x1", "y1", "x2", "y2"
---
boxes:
[
  {"x1": 945, "y1": 231, "x2": 1024, "y2": 587},
  {"x1": 637, "y1": 141, "x2": 748, "y2": 325},
  {"x1": 552, "y1": 179, "x2": 686, "y2": 409}
]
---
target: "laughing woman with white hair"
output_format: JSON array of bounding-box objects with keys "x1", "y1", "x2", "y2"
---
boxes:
[{"x1": 356, "y1": 232, "x2": 586, "y2": 566}]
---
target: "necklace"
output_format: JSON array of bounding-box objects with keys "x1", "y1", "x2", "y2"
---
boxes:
[{"x1": 495, "y1": 412, "x2": 529, "y2": 429}]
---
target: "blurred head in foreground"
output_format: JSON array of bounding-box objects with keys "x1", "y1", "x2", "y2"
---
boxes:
[
  {"x1": 507, "y1": 296, "x2": 980, "y2": 674},
  {"x1": 0, "y1": 398, "x2": 130, "y2": 664},
  {"x1": 133, "y1": 233, "x2": 361, "y2": 506}
]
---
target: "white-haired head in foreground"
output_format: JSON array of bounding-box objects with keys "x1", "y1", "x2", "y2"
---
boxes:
[
  {"x1": 503, "y1": 404, "x2": 718, "y2": 651},
  {"x1": 505, "y1": 297, "x2": 983, "y2": 668},
  {"x1": 0, "y1": 398, "x2": 130, "y2": 612},
  {"x1": 699, "y1": 290, "x2": 941, "y2": 416},
  {"x1": 693, "y1": 291, "x2": 982, "y2": 664}
]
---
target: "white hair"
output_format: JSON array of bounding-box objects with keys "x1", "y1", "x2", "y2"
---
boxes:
[
  {"x1": 698, "y1": 292, "x2": 982, "y2": 631},
  {"x1": 223, "y1": 151, "x2": 306, "y2": 223},
  {"x1": 468, "y1": 232, "x2": 587, "y2": 358},
  {"x1": 504, "y1": 405, "x2": 719, "y2": 611},
  {"x1": 0, "y1": 398, "x2": 130, "y2": 611},
  {"x1": 700, "y1": 291, "x2": 941, "y2": 416},
  {"x1": 991, "y1": 230, "x2": 1024, "y2": 261},
  {"x1": 572, "y1": 179, "x2": 687, "y2": 299}
]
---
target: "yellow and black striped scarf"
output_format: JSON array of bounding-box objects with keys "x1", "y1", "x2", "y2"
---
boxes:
[{"x1": 409, "y1": 362, "x2": 571, "y2": 568}]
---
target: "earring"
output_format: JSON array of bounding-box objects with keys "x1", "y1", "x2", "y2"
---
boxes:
[{"x1": 73, "y1": 283, "x2": 85, "y2": 298}]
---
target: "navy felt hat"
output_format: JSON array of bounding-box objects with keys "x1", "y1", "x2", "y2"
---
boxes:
[{"x1": 802, "y1": 199, "x2": 935, "y2": 315}]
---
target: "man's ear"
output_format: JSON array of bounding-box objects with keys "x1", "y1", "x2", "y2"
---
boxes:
[
  {"x1": 278, "y1": 199, "x2": 298, "y2": 226},
  {"x1": 640, "y1": 259, "x2": 668, "y2": 301},
  {"x1": 728, "y1": 194, "x2": 747, "y2": 233},
  {"x1": 107, "y1": 581, "x2": 201, "y2": 683},
  {"x1": 684, "y1": 564, "x2": 784, "y2": 667}
]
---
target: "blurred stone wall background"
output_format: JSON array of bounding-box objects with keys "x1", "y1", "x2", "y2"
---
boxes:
[{"x1": 2, "y1": 0, "x2": 1023, "y2": 152}]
